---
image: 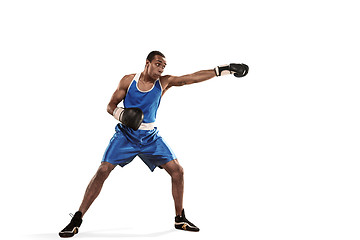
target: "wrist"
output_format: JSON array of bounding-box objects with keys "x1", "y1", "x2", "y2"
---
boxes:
[
  {"x1": 113, "y1": 107, "x2": 124, "y2": 121},
  {"x1": 214, "y1": 64, "x2": 231, "y2": 77}
]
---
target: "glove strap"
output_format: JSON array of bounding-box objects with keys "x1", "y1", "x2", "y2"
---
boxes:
[
  {"x1": 215, "y1": 64, "x2": 231, "y2": 76},
  {"x1": 113, "y1": 107, "x2": 124, "y2": 121}
]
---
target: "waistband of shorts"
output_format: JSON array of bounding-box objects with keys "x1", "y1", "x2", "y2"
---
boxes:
[{"x1": 138, "y1": 122, "x2": 155, "y2": 131}]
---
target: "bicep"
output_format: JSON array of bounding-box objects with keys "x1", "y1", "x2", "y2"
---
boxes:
[
  {"x1": 111, "y1": 77, "x2": 128, "y2": 102},
  {"x1": 110, "y1": 87, "x2": 126, "y2": 104}
]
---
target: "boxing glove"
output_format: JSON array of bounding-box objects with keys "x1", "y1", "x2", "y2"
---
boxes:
[
  {"x1": 215, "y1": 63, "x2": 249, "y2": 78},
  {"x1": 113, "y1": 107, "x2": 144, "y2": 130}
]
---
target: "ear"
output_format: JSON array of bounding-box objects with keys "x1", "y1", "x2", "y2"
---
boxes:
[{"x1": 144, "y1": 59, "x2": 150, "y2": 70}]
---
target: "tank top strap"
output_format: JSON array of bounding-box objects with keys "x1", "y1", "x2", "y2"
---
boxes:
[{"x1": 133, "y1": 73, "x2": 141, "y2": 83}]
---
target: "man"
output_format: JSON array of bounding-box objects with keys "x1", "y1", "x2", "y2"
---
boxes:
[{"x1": 59, "y1": 51, "x2": 249, "y2": 237}]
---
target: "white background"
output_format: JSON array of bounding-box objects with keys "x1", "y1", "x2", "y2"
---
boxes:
[{"x1": 1, "y1": 0, "x2": 359, "y2": 239}]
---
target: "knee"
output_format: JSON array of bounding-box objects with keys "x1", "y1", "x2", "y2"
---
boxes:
[
  {"x1": 172, "y1": 166, "x2": 184, "y2": 181},
  {"x1": 95, "y1": 163, "x2": 114, "y2": 180}
]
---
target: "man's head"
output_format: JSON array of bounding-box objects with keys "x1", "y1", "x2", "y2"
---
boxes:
[
  {"x1": 147, "y1": 50, "x2": 165, "y2": 62},
  {"x1": 145, "y1": 50, "x2": 167, "y2": 79}
]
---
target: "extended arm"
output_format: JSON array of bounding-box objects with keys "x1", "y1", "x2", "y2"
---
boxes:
[
  {"x1": 165, "y1": 69, "x2": 216, "y2": 88},
  {"x1": 162, "y1": 63, "x2": 249, "y2": 91}
]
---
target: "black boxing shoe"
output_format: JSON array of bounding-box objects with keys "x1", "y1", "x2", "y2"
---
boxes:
[
  {"x1": 59, "y1": 211, "x2": 83, "y2": 238},
  {"x1": 174, "y1": 209, "x2": 200, "y2": 232}
]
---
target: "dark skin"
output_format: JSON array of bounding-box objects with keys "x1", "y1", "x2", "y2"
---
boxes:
[
  {"x1": 107, "y1": 55, "x2": 216, "y2": 114},
  {"x1": 79, "y1": 55, "x2": 216, "y2": 217}
]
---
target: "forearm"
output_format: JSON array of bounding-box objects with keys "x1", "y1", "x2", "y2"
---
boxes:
[
  {"x1": 190, "y1": 69, "x2": 216, "y2": 83},
  {"x1": 173, "y1": 69, "x2": 216, "y2": 86}
]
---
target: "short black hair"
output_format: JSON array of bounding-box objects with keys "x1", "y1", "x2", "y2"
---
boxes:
[{"x1": 146, "y1": 50, "x2": 165, "y2": 62}]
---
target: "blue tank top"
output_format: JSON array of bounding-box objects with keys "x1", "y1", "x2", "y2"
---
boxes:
[{"x1": 123, "y1": 73, "x2": 162, "y2": 123}]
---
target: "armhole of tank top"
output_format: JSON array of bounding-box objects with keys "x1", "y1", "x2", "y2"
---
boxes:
[
  {"x1": 134, "y1": 72, "x2": 141, "y2": 82},
  {"x1": 158, "y1": 78, "x2": 163, "y2": 93},
  {"x1": 126, "y1": 73, "x2": 139, "y2": 93}
]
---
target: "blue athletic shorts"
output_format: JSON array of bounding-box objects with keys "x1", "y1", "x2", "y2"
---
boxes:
[{"x1": 102, "y1": 124, "x2": 176, "y2": 171}]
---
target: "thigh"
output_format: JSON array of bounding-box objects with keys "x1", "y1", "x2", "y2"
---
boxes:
[
  {"x1": 138, "y1": 137, "x2": 177, "y2": 172},
  {"x1": 102, "y1": 129, "x2": 139, "y2": 167}
]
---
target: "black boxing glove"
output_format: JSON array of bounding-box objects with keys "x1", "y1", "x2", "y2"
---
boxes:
[
  {"x1": 113, "y1": 107, "x2": 144, "y2": 130},
  {"x1": 214, "y1": 63, "x2": 249, "y2": 78}
]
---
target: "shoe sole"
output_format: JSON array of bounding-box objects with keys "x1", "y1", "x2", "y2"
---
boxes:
[
  {"x1": 175, "y1": 223, "x2": 200, "y2": 232},
  {"x1": 59, "y1": 227, "x2": 79, "y2": 238}
]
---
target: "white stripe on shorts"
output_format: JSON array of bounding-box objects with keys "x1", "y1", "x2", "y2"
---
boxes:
[{"x1": 138, "y1": 122, "x2": 155, "y2": 130}]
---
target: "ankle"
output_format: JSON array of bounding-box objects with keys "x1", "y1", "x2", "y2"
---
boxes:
[
  {"x1": 74, "y1": 211, "x2": 83, "y2": 219},
  {"x1": 175, "y1": 208, "x2": 184, "y2": 217}
]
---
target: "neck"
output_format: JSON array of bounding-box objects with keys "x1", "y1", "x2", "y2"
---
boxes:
[{"x1": 141, "y1": 71, "x2": 156, "y2": 83}]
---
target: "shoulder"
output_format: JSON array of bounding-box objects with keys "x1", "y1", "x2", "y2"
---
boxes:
[
  {"x1": 160, "y1": 75, "x2": 173, "y2": 82},
  {"x1": 121, "y1": 74, "x2": 136, "y2": 83},
  {"x1": 159, "y1": 74, "x2": 175, "y2": 89},
  {"x1": 160, "y1": 74, "x2": 187, "y2": 89},
  {"x1": 160, "y1": 75, "x2": 175, "y2": 86},
  {"x1": 118, "y1": 74, "x2": 136, "y2": 90}
]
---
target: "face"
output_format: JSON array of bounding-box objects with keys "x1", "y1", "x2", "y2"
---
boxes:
[{"x1": 146, "y1": 55, "x2": 167, "y2": 79}]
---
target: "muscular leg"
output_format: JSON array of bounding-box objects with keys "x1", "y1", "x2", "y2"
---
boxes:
[
  {"x1": 161, "y1": 159, "x2": 184, "y2": 216},
  {"x1": 78, "y1": 162, "x2": 116, "y2": 216}
]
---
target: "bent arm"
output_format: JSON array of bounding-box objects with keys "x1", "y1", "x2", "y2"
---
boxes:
[{"x1": 106, "y1": 75, "x2": 132, "y2": 115}]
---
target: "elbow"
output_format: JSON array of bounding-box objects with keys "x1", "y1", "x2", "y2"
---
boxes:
[{"x1": 107, "y1": 103, "x2": 115, "y2": 115}]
